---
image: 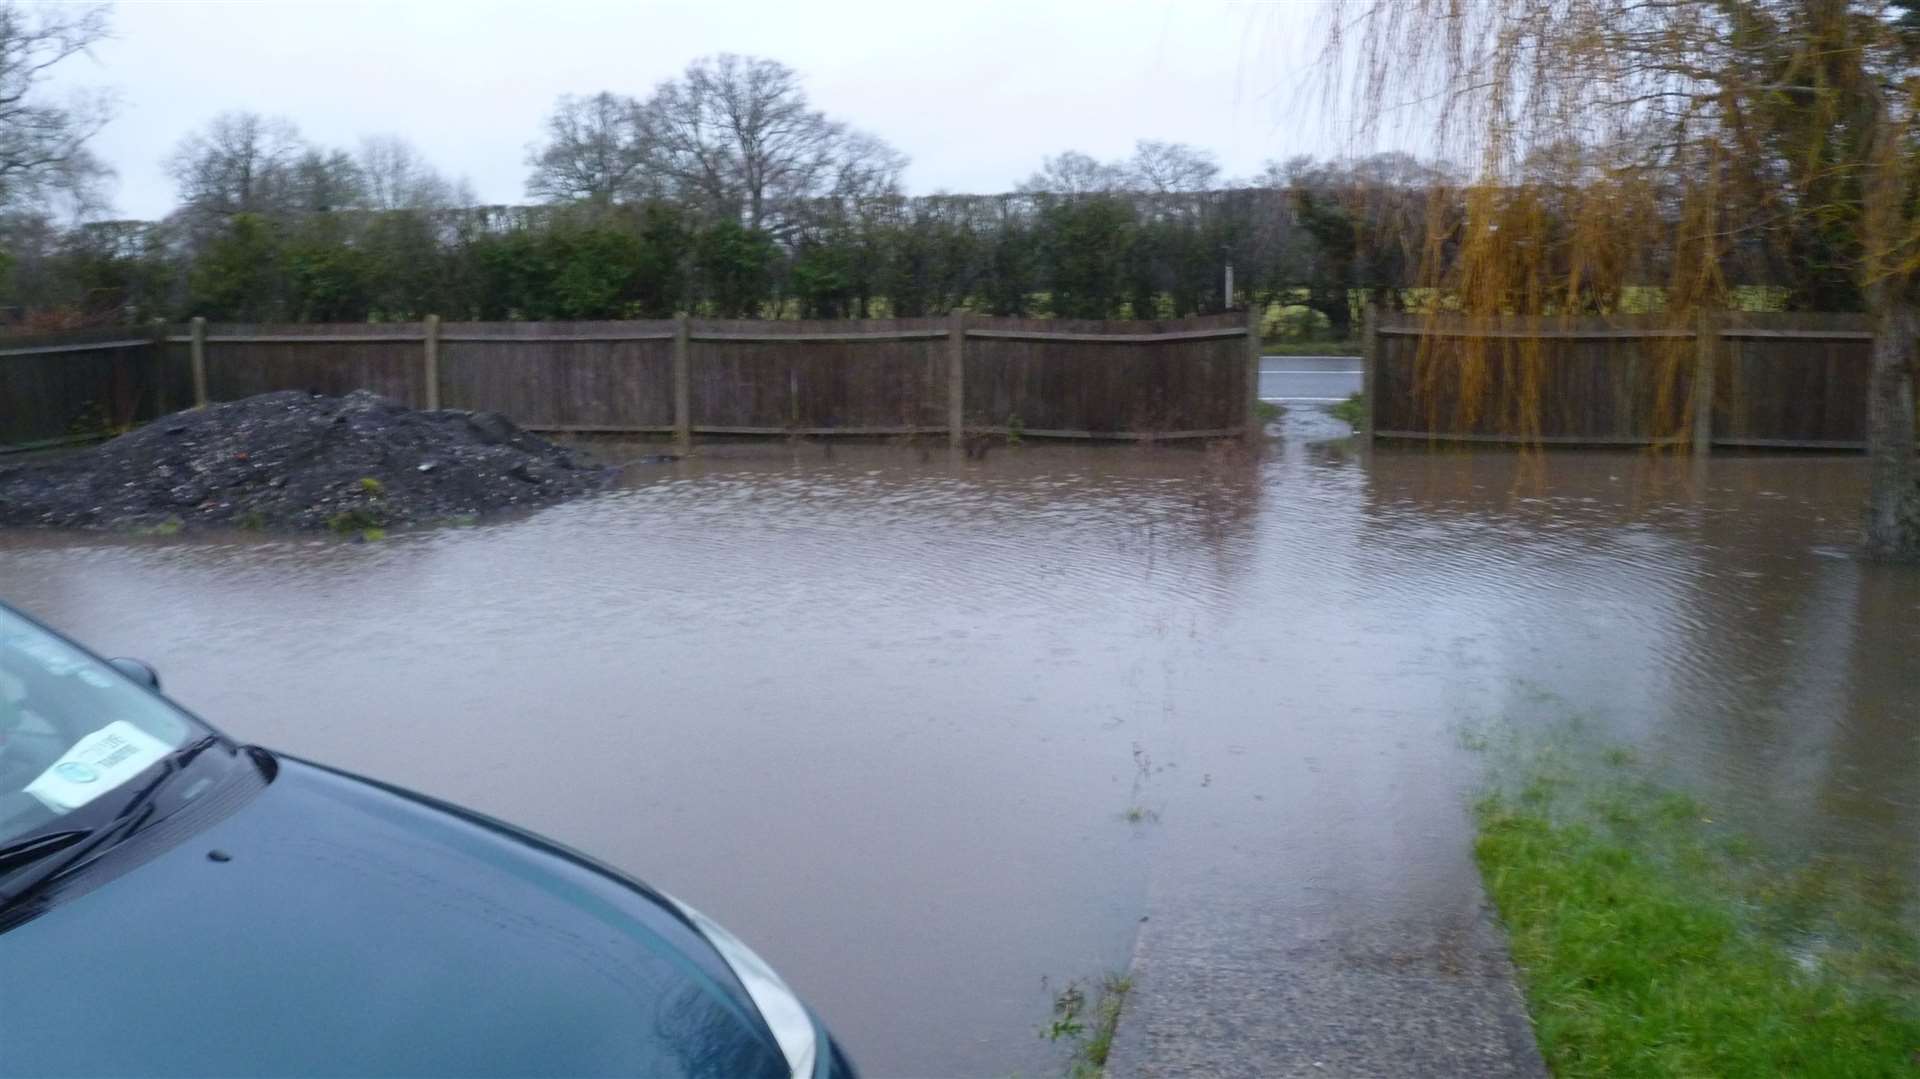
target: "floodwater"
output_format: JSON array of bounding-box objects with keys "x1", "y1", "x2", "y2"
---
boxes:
[{"x1": 1, "y1": 422, "x2": 1915, "y2": 1076}]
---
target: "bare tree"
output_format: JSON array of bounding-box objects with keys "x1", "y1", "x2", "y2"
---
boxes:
[
  {"x1": 1126, "y1": 140, "x2": 1220, "y2": 194},
  {"x1": 639, "y1": 54, "x2": 904, "y2": 230},
  {"x1": 359, "y1": 135, "x2": 466, "y2": 210},
  {"x1": 0, "y1": 3, "x2": 113, "y2": 216},
  {"x1": 1018, "y1": 151, "x2": 1126, "y2": 195},
  {"x1": 830, "y1": 130, "x2": 908, "y2": 202},
  {"x1": 287, "y1": 148, "x2": 362, "y2": 213},
  {"x1": 525, "y1": 92, "x2": 651, "y2": 204},
  {"x1": 166, "y1": 112, "x2": 307, "y2": 219}
]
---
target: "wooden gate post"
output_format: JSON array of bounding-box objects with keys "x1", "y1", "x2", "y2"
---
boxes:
[
  {"x1": 1363, "y1": 305, "x2": 1381, "y2": 440},
  {"x1": 189, "y1": 317, "x2": 208, "y2": 409},
  {"x1": 1692, "y1": 308, "x2": 1717, "y2": 455},
  {"x1": 1245, "y1": 303, "x2": 1263, "y2": 442},
  {"x1": 673, "y1": 313, "x2": 692, "y2": 451},
  {"x1": 947, "y1": 309, "x2": 967, "y2": 448},
  {"x1": 422, "y1": 314, "x2": 441, "y2": 410}
]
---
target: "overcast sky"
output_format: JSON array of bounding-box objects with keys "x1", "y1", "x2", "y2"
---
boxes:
[{"x1": 47, "y1": 0, "x2": 1334, "y2": 221}]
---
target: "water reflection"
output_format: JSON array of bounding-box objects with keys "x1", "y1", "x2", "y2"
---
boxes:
[{"x1": 0, "y1": 437, "x2": 1913, "y2": 1076}]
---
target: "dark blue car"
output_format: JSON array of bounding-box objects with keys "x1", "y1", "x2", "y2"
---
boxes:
[{"x1": 0, "y1": 601, "x2": 854, "y2": 1078}]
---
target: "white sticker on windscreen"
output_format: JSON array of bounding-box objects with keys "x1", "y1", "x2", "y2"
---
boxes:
[{"x1": 24, "y1": 720, "x2": 171, "y2": 813}]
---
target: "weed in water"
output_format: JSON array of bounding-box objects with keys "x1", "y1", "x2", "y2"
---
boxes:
[
  {"x1": 235, "y1": 510, "x2": 265, "y2": 531},
  {"x1": 133, "y1": 516, "x2": 184, "y2": 537},
  {"x1": 1253, "y1": 400, "x2": 1282, "y2": 424},
  {"x1": 1005, "y1": 414, "x2": 1024, "y2": 445},
  {"x1": 1042, "y1": 980, "x2": 1085, "y2": 1043},
  {"x1": 1121, "y1": 805, "x2": 1160, "y2": 825},
  {"x1": 327, "y1": 508, "x2": 384, "y2": 534},
  {"x1": 1328, "y1": 392, "x2": 1366, "y2": 427},
  {"x1": 358, "y1": 476, "x2": 384, "y2": 494},
  {"x1": 1041, "y1": 972, "x2": 1134, "y2": 1078}
]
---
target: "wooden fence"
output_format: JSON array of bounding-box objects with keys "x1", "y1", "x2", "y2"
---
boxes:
[
  {"x1": 1365, "y1": 311, "x2": 1880, "y2": 451},
  {"x1": 0, "y1": 313, "x2": 1258, "y2": 451}
]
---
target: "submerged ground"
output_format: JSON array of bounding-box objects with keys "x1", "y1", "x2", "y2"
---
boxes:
[{"x1": 0, "y1": 424, "x2": 1912, "y2": 1075}]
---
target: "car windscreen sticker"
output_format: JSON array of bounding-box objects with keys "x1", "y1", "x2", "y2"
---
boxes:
[{"x1": 24, "y1": 720, "x2": 171, "y2": 813}]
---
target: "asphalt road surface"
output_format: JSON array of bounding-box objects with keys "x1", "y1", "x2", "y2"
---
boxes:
[{"x1": 1260, "y1": 356, "x2": 1362, "y2": 403}]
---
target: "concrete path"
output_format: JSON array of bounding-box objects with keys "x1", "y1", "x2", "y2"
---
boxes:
[
  {"x1": 1102, "y1": 415, "x2": 1548, "y2": 1077},
  {"x1": 1106, "y1": 883, "x2": 1544, "y2": 1077}
]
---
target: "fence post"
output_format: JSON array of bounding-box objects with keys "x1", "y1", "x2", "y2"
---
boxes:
[
  {"x1": 948, "y1": 309, "x2": 967, "y2": 448},
  {"x1": 1692, "y1": 308, "x2": 1717, "y2": 455},
  {"x1": 422, "y1": 314, "x2": 441, "y2": 410},
  {"x1": 149, "y1": 319, "x2": 169, "y2": 415},
  {"x1": 673, "y1": 313, "x2": 692, "y2": 451},
  {"x1": 189, "y1": 316, "x2": 208, "y2": 408},
  {"x1": 1245, "y1": 304, "x2": 1263, "y2": 442},
  {"x1": 1361, "y1": 304, "x2": 1380, "y2": 440}
]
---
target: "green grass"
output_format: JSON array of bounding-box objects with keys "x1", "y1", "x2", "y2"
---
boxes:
[
  {"x1": 1476, "y1": 750, "x2": 1920, "y2": 1077},
  {"x1": 1328, "y1": 393, "x2": 1366, "y2": 426},
  {"x1": 1253, "y1": 400, "x2": 1282, "y2": 424}
]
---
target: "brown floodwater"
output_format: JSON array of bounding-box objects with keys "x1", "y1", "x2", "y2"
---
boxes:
[{"x1": 0, "y1": 427, "x2": 1915, "y2": 1076}]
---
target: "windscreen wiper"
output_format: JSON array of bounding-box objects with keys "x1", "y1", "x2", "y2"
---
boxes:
[
  {"x1": 0, "y1": 829, "x2": 90, "y2": 875},
  {"x1": 0, "y1": 734, "x2": 219, "y2": 910}
]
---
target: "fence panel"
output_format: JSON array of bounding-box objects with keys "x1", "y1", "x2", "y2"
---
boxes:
[
  {"x1": 201, "y1": 323, "x2": 426, "y2": 406},
  {"x1": 440, "y1": 320, "x2": 677, "y2": 431},
  {"x1": 962, "y1": 314, "x2": 1247, "y2": 437},
  {"x1": 689, "y1": 318, "x2": 947, "y2": 433},
  {"x1": 1373, "y1": 313, "x2": 1878, "y2": 448},
  {"x1": 1718, "y1": 341, "x2": 1872, "y2": 449},
  {"x1": 0, "y1": 328, "x2": 185, "y2": 448}
]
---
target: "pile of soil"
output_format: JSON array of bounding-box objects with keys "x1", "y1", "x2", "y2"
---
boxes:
[{"x1": 0, "y1": 391, "x2": 610, "y2": 532}]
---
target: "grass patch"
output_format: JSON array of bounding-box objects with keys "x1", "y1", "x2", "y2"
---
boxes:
[
  {"x1": 1043, "y1": 972, "x2": 1134, "y2": 1078},
  {"x1": 1477, "y1": 744, "x2": 1920, "y2": 1077},
  {"x1": 1253, "y1": 400, "x2": 1282, "y2": 424},
  {"x1": 1328, "y1": 393, "x2": 1366, "y2": 427}
]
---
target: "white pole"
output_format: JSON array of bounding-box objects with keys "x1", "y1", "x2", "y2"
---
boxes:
[{"x1": 1224, "y1": 262, "x2": 1235, "y2": 309}]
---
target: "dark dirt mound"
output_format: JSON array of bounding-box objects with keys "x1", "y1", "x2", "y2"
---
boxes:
[{"x1": 0, "y1": 390, "x2": 611, "y2": 532}]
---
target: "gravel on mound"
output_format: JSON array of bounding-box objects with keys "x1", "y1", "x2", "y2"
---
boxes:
[{"x1": 0, "y1": 390, "x2": 611, "y2": 532}]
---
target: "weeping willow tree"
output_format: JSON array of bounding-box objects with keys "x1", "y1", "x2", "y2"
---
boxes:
[{"x1": 1324, "y1": 0, "x2": 1920, "y2": 560}]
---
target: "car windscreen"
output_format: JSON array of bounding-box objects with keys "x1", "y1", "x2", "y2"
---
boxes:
[{"x1": 0, "y1": 607, "x2": 199, "y2": 846}]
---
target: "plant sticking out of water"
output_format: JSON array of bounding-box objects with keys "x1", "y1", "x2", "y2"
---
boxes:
[
  {"x1": 1040, "y1": 972, "x2": 1134, "y2": 1078},
  {"x1": 1253, "y1": 400, "x2": 1283, "y2": 424},
  {"x1": 328, "y1": 475, "x2": 390, "y2": 540},
  {"x1": 1120, "y1": 741, "x2": 1163, "y2": 827},
  {"x1": 1471, "y1": 724, "x2": 1920, "y2": 1077},
  {"x1": 1005, "y1": 414, "x2": 1025, "y2": 445},
  {"x1": 132, "y1": 516, "x2": 183, "y2": 537},
  {"x1": 1328, "y1": 393, "x2": 1365, "y2": 427},
  {"x1": 327, "y1": 507, "x2": 385, "y2": 540}
]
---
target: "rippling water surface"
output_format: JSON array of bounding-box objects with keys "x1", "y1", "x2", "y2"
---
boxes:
[{"x1": 0, "y1": 431, "x2": 1913, "y2": 1076}]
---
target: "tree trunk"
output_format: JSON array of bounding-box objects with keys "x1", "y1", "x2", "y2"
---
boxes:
[{"x1": 1864, "y1": 287, "x2": 1920, "y2": 560}]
